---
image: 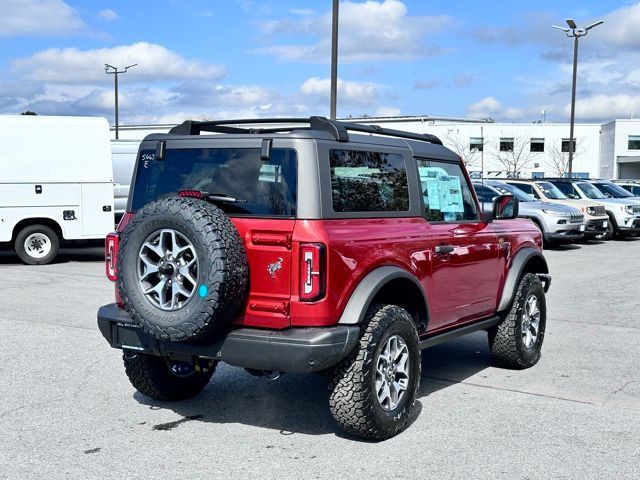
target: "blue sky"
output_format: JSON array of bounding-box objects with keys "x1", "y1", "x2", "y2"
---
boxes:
[{"x1": 1, "y1": 0, "x2": 639, "y2": 124}]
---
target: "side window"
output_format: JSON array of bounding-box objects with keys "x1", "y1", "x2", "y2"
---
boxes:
[
  {"x1": 474, "y1": 185, "x2": 496, "y2": 203},
  {"x1": 416, "y1": 159, "x2": 478, "y2": 222},
  {"x1": 553, "y1": 182, "x2": 572, "y2": 197},
  {"x1": 329, "y1": 149, "x2": 409, "y2": 212},
  {"x1": 511, "y1": 182, "x2": 539, "y2": 199},
  {"x1": 632, "y1": 186, "x2": 640, "y2": 196}
]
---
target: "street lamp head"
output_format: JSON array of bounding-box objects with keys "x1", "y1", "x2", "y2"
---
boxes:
[
  {"x1": 552, "y1": 25, "x2": 571, "y2": 33},
  {"x1": 124, "y1": 63, "x2": 138, "y2": 72},
  {"x1": 586, "y1": 20, "x2": 604, "y2": 30},
  {"x1": 565, "y1": 18, "x2": 577, "y2": 29}
]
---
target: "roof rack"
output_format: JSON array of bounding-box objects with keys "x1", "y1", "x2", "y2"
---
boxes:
[{"x1": 168, "y1": 116, "x2": 443, "y2": 145}]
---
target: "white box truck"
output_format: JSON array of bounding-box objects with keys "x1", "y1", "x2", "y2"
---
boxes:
[
  {"x1": 0, "y1": 115, "x2": 114, "y2": 264},
  {"x1": 110, "y1": 139, "x2": 140, "y2": 224}
]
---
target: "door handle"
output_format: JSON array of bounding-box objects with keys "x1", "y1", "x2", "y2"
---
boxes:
[{"x1": 434, "y1": 244, "x2": 455, "y2": 254}]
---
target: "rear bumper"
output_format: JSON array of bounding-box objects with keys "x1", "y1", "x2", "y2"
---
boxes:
[{"x1": 97, "y1": 303, "x2": 360, "y2": 373}]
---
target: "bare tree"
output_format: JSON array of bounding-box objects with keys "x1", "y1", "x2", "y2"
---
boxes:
[
  {"x1": 492, "y1": 136, "x2": 533, "y2": 178},
  {"x1": 444, "y1": 131, "x2": 479, "y2": 168},
  {"x1": 547, "y1": 138, "x2": 583, "y2": 177}
]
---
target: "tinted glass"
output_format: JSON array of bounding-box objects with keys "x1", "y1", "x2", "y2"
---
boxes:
[
  {"x1": 535, "y1": 181, "x2": 567, "y2": 199},
  {"x1": 131, "y1": 148, "x2": 297, "y2": 216},
  {"x1": 489, "y1": 182, "x2": 534, "y2": 202},
  {"x1": 509, "y1": 182, "x2": 535, "y2": 195},
  {"x1": 330, "y1": 149, "x2": 409, "y2": 212},
  {"x1": 576, "y1": 182, "x2": 606, "y2": 199},
  {"x1": 416, "y1": 159, "x2": 478, "y2": 222},
  {"x1": 474, "y1": 184, "x2": 497, "y2": 203},
  {"x1": 592, "y1": 182, "x2": 634, "y2": 198},
  {"x1": 628, "y1": 135, "x2": 640, "y2": 150}
]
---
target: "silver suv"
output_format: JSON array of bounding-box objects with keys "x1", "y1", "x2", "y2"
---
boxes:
[
  {"x1": 547, "y1": 179, "x2": 640, "y2": 240},
  {"x1": 473, "y1": 180, "x2": 586, "y2": 243}
]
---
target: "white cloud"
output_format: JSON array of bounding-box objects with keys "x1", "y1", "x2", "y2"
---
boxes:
[
  {"x1": 98, "y1": 9, "x2": 119, "y2": 21},
  {"x1": 0, "y1": 0, "x2": 85, "y2": 37},
  {"x1": 467, "y1": 96, "x2": 535, "y2": 121},
  {"x1": 599, "y1": 2, "x2": 640, "y2": 49},
  {"x1": 255, "y1": 0, "x2": 452, "y2": 62},
  {"x1": 569, "y1": 94, "x2": 640, "y2": 121},
  {"x1": 373, "y1": 106, "x2": 401, "y2": 117},
  {"x1": 11, "y1": 42, "x2": 227, "y2": 83},
  {"x1": 300, "y1": 77, "x2": 377, "y2": 105}
]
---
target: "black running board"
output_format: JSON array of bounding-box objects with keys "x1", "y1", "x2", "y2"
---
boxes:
[{"x1": 420, "y1": 316, "x2": 500, "y2": 349}]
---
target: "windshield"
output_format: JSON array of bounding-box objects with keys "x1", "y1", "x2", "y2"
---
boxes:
[
  {"x1": 131, "y1": 147, "x2": 297, "y2": 216},
  {"x1": 592, "y1": 181, "x2": 634, "y2": 198},
  {"x1": 489, "y1": 182, "x2": 535, "y2": 202},
  {"x1": 535, "y1": 181, "x2": 567, "y2": 200},
  {"x1": 576, "y1": 182, "x2": 606, "y2": 199}
]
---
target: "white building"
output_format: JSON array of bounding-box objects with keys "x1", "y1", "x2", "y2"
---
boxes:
[{"x1": 112, "y1": 116, "x2": 640, "y2": 180}]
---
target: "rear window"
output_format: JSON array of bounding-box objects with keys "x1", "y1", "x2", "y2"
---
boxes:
[
  {"x1": 131, "y1": 147, "x2": 297, "y2": 216},
  {"x1": 329, "y1": 149, "x2": 409, "y2": 212}
]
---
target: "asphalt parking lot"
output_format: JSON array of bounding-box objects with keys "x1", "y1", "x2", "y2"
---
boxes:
[{"x1": 1, "y1": 240, "x2": 639, "y2": 479}]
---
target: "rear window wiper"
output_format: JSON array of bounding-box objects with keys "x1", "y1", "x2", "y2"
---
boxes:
[
  {"x1": 207, "y1": 193, "x2": 248, "y2": 204},
  {"x1": 178, "y1": 189, "x2": 247, "y2": 203}
]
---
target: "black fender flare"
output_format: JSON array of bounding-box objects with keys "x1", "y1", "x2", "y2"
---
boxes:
[
  {"x1": 497, "y1": 247, "x2": 550, "y2": 312},
  {"x1": 337, "y1": 266, "x2": 428, "y2": 325}
]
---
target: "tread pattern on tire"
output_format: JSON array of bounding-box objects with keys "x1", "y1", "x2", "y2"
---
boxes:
[
  {"x1": 123, "y1": 353, "x2": 215, "y2": 401},
  {"x1": 327, "y1": 304, "x2": 421, "y2": 441},
  {"x1": 489, "y1": 273, "x2": 545, "y2": 369},
  {"x1": 117, "y1": 197, "x2": 248, "y2": 342}
]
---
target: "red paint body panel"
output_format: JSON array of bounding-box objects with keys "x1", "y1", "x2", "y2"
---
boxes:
[{"x1": 109, "y1": 212, "x2": 543, "y2": 333}]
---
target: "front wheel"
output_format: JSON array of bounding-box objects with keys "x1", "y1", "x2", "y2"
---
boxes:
[
  {"x1": 488, "y1": 273, "x2": 546, "y2": 369},
  {"x1": 123, "y1": 353, "x2": 215, "y2": 401},
  {"x1": 14, "y1": 224, "x2": 60, "y2": 265},
  {"x1": 328, "y1": 304, "x2": 421, "y2": 440},
  {"x1": 594, "y1": 215, "x2": 614, "y2": 241}
]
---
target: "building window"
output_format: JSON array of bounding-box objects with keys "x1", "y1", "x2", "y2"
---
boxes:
[
  {"x1": 499, "y1": 138, "x2": 514, "y2": 152},
  {"x1": 530, "y1": 138, "x2": 544, "y2": 152},
  {"x1": 469, "y1": 137, "x2": 483, "y2": 152},
  {"x1": 628, "y1": 135, "x2": 640, "y2": 150},
  {"x1": 561, "y1": 138, "x2": 576, "y2": 153}
]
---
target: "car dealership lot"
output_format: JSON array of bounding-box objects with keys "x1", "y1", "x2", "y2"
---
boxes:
[{"x1": 0, "y1": 241, "x2": 639, "y2": 479}]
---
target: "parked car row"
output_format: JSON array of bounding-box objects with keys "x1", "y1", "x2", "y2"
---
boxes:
[{"x1": 473, "y1": 178, "x2": 640, "y2": 243}]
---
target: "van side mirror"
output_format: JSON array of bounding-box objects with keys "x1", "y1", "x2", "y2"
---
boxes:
[{"x1": 492, "y1": 194, "x2": 519, "y2": 220}]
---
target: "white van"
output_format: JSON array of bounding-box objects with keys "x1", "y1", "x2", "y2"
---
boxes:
[
  {"x1": 110, "y1": 139, "x2": 140, "y2": 224},
  {"x1": 0, "y1": 115, "x2": 114, "y2": 264}
]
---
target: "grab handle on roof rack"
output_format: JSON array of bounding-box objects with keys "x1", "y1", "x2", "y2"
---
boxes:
[{"x1": 310, "y1": 116, "x2": 349, "y2": 142}]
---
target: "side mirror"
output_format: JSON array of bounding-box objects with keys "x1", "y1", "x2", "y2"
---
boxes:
[{"x1": 492, "y1": 194, "x2": 519, "y2": 220}]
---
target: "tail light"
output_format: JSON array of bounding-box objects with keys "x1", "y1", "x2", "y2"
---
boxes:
[
  {"x1": 105, "y1": 232, "x2": 119, "y2": 281},
  {"x1": 299, "y1": 243, "x2": 325, "y2": 302}
]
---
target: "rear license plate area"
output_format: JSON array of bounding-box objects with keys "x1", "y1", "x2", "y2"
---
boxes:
[{"x1": 113, "y1": 323, "x2": 152, "y2": 352}]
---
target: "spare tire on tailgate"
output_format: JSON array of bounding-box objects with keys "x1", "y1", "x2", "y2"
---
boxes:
[{"x1": 117, "y1": 196, "x2": 249, "y2": 342}]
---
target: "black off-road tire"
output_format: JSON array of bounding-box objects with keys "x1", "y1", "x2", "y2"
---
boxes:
[
  {"x1": 123, "y1": 353, "x2": 215, "y2": 401},
  {"x1": 488, "y1": 273, "x2": 546, "y2": 369},
  {"x1": 14, "y1": 224, "x2": 60, "y2": 265},
  {"x1": 328, "y1": 304, "x2": 421, "y2": 441},
  {"x1": 117, "y1": 197, "x2": 248, "y2": 342},
  {"x1": 594, "y1": 214, "x2": 614, "y2": 241}
]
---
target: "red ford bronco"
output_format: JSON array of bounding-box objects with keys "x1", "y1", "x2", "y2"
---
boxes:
[{"x1": 98, "y1": 117, "x2": 551, "y2": 440}]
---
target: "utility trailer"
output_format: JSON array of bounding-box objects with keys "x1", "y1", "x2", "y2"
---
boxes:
[{"x1": 0, "y1": 115, "x2": 114, "y2": 264}]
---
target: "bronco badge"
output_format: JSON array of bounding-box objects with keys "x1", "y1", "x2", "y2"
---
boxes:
[{"x1": 267, "y1": 258, "x2": 283, "y2": 279}]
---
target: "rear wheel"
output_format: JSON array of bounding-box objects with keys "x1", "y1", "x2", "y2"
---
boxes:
[
  {"x1": 328, "y1": 304, "x2": 421, "y2": 440},
  {"x1": 14, "y1": 224, "x2": 59, "y2": 265},
  {"x1": 123, "y1": 353, "x2": 215, "y2": 401}
]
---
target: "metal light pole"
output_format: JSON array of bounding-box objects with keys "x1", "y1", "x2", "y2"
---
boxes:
[
  {"x1": 330, "y1": 0, "x2": 339, "y2": 119},
  {"x1": 553, "y1": 19, "x2": 603, "y2": 177},
  {"x1": 105, "y1": 63, "x2": 137, "y2": 139}
]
